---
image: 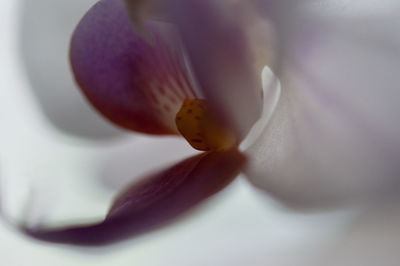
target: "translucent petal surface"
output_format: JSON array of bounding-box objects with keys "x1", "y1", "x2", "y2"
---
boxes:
[
  {"x1": 246, "y1": 1, "x2": 400, "y2": 207},
  {"x1": 70, "y1": 0, "x2": 197, "y2": 134},
  {"x1": 18, "y1": 149, "x2": 245, "y2": 245}
]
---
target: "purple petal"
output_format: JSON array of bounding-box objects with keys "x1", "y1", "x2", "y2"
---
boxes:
[
  {"x1": 20, "y1": 149, "x2": 246, "y2": 245},
  {"x1": 246, "y1": 2, "x2": 400, "y2": 207},
  {"x1": 70, "y1": 0, "x2": 198, "y2": 135}
]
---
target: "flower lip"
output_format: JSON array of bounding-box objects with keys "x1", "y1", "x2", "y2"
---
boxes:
[{"x1": 71, "y1": 0, "x2": 267, "y2": 153}]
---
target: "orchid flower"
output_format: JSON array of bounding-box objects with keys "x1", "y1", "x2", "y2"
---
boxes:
[{"x1": 7, "y1": 0, "x2": 400, "y2": 247}]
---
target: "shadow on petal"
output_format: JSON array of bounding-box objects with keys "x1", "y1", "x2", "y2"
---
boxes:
[{"x1": 20, "y1": 149, "x2": 246, "y2": 246}]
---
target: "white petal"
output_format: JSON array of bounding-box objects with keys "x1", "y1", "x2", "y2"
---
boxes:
[{"x1": 246, "y1": 1, "x2": 400, "y2": 207}]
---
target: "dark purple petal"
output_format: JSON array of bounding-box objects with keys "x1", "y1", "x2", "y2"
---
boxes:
[
  {"x1": 20, "y1": 149, "x2": 246, "y2": 245},
  {"x1": 70, "y1": 0, "x2": 198, "y2": 135}
]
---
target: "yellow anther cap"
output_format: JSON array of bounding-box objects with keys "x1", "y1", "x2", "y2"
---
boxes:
[{"x1": 175, "y1": 99, "x2": 237, "y2": 151}]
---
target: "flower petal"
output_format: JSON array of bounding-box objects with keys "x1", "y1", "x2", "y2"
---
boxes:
[
  {"x1": 246, "y1": 2, "x2": 400, "y2": 207},
  {"x1": 19, "y1": 149, "x2": 246, "y2": 245},
  {"x1": 70, "y1": 0, "x2": 198, "y2": 135},
  {"x1": 162, "y1": 0, "x2": 270, "y2": 139}
]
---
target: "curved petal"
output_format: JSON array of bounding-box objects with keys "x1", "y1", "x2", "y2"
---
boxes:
[
  {"x1": 159, "y1": 0, "x2": 274, "y2": 139},
  {"x1": 246, "y1": 1, "x2": 400, "y2": 207},
  {"x1": 70, "y1": 0, "x2": 198, "y2": 135},
  {"x1": 16, "y1": 149, "x2": 245, "y2": 245}
]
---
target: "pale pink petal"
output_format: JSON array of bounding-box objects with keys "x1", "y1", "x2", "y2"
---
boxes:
[{"x1": 246, "y1": 1, "x2": 400, "y2": 207}]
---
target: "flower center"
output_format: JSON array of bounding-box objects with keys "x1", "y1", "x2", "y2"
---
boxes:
[{"x1": 175, "y1": 99, "x2": 237, "y2": 151}]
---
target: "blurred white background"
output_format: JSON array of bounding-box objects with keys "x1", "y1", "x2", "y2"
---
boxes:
[{"x1": 1, "y1": 0, "x2": 398, "y2": 266}]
